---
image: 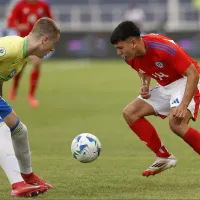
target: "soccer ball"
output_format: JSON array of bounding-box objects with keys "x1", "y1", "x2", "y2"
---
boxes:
[{"x1": 71, "y1": 133, "x2": 101, "y2": 163}]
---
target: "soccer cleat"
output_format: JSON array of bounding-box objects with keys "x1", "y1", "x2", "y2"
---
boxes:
[
  {"x1": 27, "y1": 95, "x2": 39, "y2": 108},
  {"x1": 21, "y1": 172, "x2": 53, "y2": 189},
  {"x1": 142, "y1": 154, "x2": 177, "y2": 177},
  {"x1": 11, "y1": 181, "x2": 48, "y2": 197},
  {"x1": 8, "y1": 90, "x2": 16, "y2": 101}
]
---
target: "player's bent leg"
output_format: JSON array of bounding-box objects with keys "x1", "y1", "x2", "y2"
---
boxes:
[
  {"x1": 0, "y1": 120, "x2": 47, "y2": 197},
  {"x1": 4, "y1": 110, "x2": 32, "y2": 175},
  {"x1": 169, "y1": 108, "x2": 192, "y2": 138},
  {"x1": 28, "y1": 56, "x2": 41, "y2": 108},
  {"x1": 0, "y1": 121, "x2": 24, "y2": 184},
  {"x1": 11, "y1": 120, "x2": 33, "y2": 174},
  {"x1": 123, "y1": 98, "x2": 174, "y2": 176},
  {"x1": 170, "y1": 109, "x2": 200, "y2": 155},
  {"x1": 123, "y1": 98, "x2": 157, "y2": 125},
  {"x1": 3, "y1": 110, "x2": 53, "y2": 189}
]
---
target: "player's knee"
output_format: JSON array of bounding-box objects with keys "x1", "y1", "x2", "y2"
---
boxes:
[
  {"x1": 122, "y1": 105, "x2": 138, "y2": 123},
  {"x1": 123, "y1": 106, "x2": 131, "y2": 119},
  {"x1": 169, "y1": 120, "x2": 182, "y2": 137}
]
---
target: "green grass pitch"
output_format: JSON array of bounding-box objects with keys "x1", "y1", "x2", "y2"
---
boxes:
[{"x1": 1, "y1": 59, "x2": 200, "y2": 199}]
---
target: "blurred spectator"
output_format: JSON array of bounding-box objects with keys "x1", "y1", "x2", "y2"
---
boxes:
[
  {"x1": 6, "y1": 0, "x2": 54, "y2": 108},
  {"x1": 123, "y1": 4, "x2": 145, "y2": 30}
]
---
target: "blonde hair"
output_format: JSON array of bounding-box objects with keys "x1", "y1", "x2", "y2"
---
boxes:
[{"x1": 31, "y1": 17, "x2": 60, "y2": 39}]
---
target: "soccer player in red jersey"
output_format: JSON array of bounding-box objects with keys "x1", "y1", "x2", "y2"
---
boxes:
[
  {"x1": 7, "y1": 0, "x2": 54, "y2": 108},
  {"x1": 110, "y1": 21, "x2": 200, "y2": 176}
]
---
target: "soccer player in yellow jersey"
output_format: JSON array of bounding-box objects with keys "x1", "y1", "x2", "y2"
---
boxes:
[{"x1": 0, "y1": 17, "x2": 60, "y2": 197}]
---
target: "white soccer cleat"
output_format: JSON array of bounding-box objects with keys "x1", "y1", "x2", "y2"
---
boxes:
[{"x1": 142, "y1": 154, "x2": 177, "y2": 177}]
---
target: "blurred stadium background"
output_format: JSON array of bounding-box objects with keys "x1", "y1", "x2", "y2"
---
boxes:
[
  {"x1": 1, "y1": 0, "x2": 200, "y2": 199},
  {"x1": 1, "y1": 0, "x2": 200, "y2": 58}
]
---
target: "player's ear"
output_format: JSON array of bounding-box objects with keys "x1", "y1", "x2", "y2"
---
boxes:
[
  {"x1": 42, "y1": 35, "x2": 49, "y2": 44},
  {"x1": 131, "y1": 39, "x2": 136, "y2": 48}
]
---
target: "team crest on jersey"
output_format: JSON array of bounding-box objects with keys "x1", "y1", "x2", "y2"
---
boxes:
[
  {"x1": 155, "y1": 61, "x2": 164, "y2": 68},
  {"x1": 8, "y1": 69, "x2": 17, "y2": 79},
  {"x1": 0, "y1": 48, "x2": 6, "y2": 56}
]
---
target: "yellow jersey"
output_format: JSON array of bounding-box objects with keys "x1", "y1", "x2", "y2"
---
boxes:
[{"x1": 0, "y1": 36, "x2": 28, "y2": 82}]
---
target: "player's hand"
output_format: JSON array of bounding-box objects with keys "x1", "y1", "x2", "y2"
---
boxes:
[
  {"x1": 17, "y1": 24, "x2": 29, "y2": 31},
  {"x1": 172, "y1": 103, "x2": 188, "y2": 119},
  {"x1": 140, "y1": 85, "x2": 151, "y2": 99}
]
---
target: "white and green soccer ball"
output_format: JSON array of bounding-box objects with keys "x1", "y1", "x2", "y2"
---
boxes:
[{"x1": 71, "y1": 133, "x2": 101, "y2": 163}]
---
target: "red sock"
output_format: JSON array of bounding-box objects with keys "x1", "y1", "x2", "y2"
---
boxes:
[
  {"x1": 12, "y1": 72, "x2": 22, "y2": 92},
  {"x1": 184, "y1": 127, "x2": 200, "y2": 154},
  {"x1": 29, "y1": 69, "x2": 40, "y2": 96},
  {"x1": 21, "y1": 172, "x2": 33, "y2": 178},
  {"x1": 129, "y1": 118, "x2": 170, "y2": 158}
]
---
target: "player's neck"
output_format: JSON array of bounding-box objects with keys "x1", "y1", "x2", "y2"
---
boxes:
[
  {"x1": 26, "y1": 35, "x2": 40, "y2": 57},
  {"x1": 136, "y1": 38, "x2": 147, "y2": 57}
]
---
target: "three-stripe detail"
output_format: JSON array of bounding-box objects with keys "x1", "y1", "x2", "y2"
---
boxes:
[{"x1": 148, "y1": 41, "x2": 177, "y2": 56}]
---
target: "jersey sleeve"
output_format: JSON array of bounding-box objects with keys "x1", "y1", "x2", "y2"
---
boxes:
[{"x1": 158, "y1": 39, "x2": 192, "y2": 74}]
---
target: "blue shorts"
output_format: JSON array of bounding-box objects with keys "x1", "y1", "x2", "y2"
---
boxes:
[{"x1": 0, "y1": 98, "x2": 12, "y2": 121}]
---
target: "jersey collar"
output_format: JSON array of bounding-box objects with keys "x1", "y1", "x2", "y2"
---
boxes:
[{"x1": 23, "y1": 37, "x2": 28, "y2": 58}]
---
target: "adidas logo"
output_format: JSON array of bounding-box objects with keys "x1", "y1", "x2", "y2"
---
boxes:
[{"x1": 172, "y1": 98, "x2": 179, "y2": 104}]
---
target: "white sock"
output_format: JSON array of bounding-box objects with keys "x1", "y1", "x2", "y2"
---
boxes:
[
  {"x1": 0, "y1": 122, "x2": 23, "y2": 184},
  {"x1": 11, "y1": 122, "x2": 32, "y2": 174}
]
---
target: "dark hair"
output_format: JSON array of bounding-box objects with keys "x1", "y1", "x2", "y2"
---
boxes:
[{"x1": 110, "y1": 21, "x2": 141, "y2": 44}]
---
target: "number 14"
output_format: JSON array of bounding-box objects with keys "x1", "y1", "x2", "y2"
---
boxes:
[{"x1": 152, "y1": 72, "x2": 169, "y2": 80}]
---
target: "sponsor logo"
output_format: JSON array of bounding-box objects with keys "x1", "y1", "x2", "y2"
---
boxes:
[{"x1": 172, "y1": 98, "x2": 180, "y2": 104}]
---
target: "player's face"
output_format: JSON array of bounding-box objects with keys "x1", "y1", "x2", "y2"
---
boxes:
[
  {"x1": 36, "y1": 33, "x2": 60, "y2": 58},
  {"x1": 114, "y1": 39, "x2": 137, "y2": 60}
]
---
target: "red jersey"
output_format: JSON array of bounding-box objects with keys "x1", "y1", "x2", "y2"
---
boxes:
[
  {"x1": 7, "y1": 0, "x2": 53, "y2": 37},
  {"x1": 126, "y1": 34, "x2": 200, "y2": 86}
]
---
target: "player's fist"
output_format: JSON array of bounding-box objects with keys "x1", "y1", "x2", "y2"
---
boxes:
[{"x1": 140, "y1": 85, "x2": 151, "y2": 99}]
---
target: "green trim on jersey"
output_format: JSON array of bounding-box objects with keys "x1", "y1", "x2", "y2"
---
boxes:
[{"x1": 23, "y1": 37, "x2": 28, "y2": 58}]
